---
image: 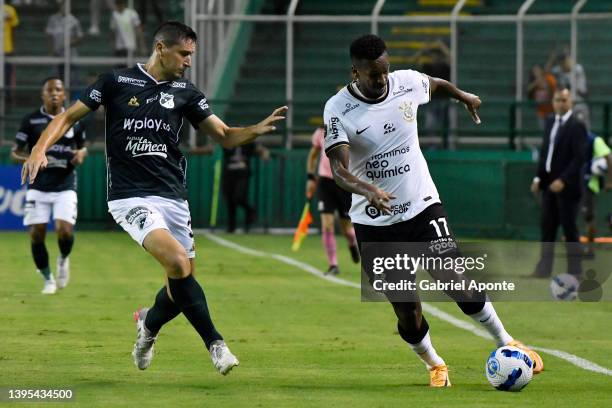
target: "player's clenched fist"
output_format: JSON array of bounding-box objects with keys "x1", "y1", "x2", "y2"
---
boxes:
[
  {"x1": 364, "y1": 186, "x2": 396, "y2": 215},
  {"x1": 462, "y1": 92, "x2": 482, "y2": 125}
]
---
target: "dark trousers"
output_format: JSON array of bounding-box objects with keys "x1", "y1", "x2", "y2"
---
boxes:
[
  {"x1": 222, "y1": 171, "x2": 254, "y2": 232},
  {"x1": 535, "y1": 190, "x2": 582, "y2": 276}
]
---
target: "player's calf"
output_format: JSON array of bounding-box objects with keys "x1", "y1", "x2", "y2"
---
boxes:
[{"x1": 31, "y1": 239, "x2": 55, "y2": 294}]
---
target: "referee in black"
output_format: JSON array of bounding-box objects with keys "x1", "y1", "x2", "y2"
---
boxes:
[{"x1": 531, "y1": 88, "x2": 588, "y2": 278}]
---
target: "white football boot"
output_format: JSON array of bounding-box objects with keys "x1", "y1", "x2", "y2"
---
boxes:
[
  {"x1": 38, "y1": 270, "x2": 57, "y2": 295},
  {"x1": 132, "y1": 308, "x2": 157, "y2": 370},
  {"x1": 56, "y1": 255, "x2": 70, "y2": 289},
  {"x1": 209, "y1": 340, "x2": 239, "y2": 375}
]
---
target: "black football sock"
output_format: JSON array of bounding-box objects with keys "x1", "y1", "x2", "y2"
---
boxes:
[
  {"x1": 398, "y1": 315, "x2": 430, "y2": 344},
  {"x1": 168, "y1": 274, "x2": 223, "y2": 349},
  {"x1": 58, "y1": 235, "x2": 74, "y2": 259},
  {"x1": 144, "y1": 286, "x2": 181, "y2": 335},
  {"x1": 31, "y1": 242, "x2": 51, "y2": 280}
]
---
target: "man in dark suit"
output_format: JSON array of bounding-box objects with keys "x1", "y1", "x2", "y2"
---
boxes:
[{"x1": 531, "y1": 88, "x2": 587, "y2": 277}]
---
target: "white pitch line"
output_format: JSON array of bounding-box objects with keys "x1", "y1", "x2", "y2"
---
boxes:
[{"x1": 202, "y1": 232, "x2": 612, "y2": 377}]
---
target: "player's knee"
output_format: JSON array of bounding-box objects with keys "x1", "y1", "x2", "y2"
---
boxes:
[
  {"x1": 164, "y1": 251, "x2": 191, "y2": 279},
  {"x1": 56, "y1": 226, "x2": 73, "y2": 240},
  {"x1": 394, "y1": 302, "x2": 421, "y2": 325},
  {"x1": 29, "y1": 227, "x2": 46, "y2": 244},
  {"x1": 321, "y1": 220, "x2": 334, "y2": 232}
]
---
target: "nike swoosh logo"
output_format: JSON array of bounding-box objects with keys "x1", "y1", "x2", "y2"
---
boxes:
[{"x1": 356, "y1": 126, "x2": 370, "y2": 135}]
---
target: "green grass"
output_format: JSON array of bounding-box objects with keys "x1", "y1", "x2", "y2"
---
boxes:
[{"x1": 0, "y1": 231, "x2": 611, "y2": 407}]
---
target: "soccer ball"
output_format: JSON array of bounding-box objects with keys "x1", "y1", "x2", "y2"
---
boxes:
[
  {"x1": 486, "y1": 346, "x2": 534, "y2": 391},
  {"x1": 550, "y1": 273, "x2": 579, "y2": 301},
  {"x1": 591, "y1": 157, "x2": 608, "y2": 176}
]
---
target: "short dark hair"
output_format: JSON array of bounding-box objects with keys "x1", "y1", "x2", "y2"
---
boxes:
[
  {"x1": 152, "y1": 21, "x2": 198, "y2": 48},
  {"x1": 350, "y1": 34, "x2": 387, "y2": 61},
  {"x1": 41, "y1": 76, "x2": 63, "y2": 86}
]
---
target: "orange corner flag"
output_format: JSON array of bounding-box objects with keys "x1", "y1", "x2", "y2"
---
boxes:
[{"x1": 291, "y1": 201, "x2": 313, "y2": 251}]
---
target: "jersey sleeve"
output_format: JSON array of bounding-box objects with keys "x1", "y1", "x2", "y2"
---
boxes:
[
  {"x1": 323, "y1": 102, "x2": 349, "y2": 155},
  {"x1": 311, "y1": 127, "x2": 323, "y2": 149},
  {"x1": 15, "y1": 116, "x2": 31, "y2": 150},
  {"x1": 593, "y1": 136, "x2": 612, "y2": 158},
  {"x1": 398, "y1": 69, "x2": 431, "y2": 105},
  {"x1": 183, "y1": 87, "x2": 214, "y2": 129},
  {"x1": 79, "y1": 72, "x2": 114, "y2": 111}
]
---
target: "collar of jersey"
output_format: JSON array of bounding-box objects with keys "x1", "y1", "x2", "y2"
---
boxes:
[
  {"x1": 346, "y1": 80, "x2": 390, "y2": 105},
  {"x1": 40, "y1": 106, "x2": 65, "y2": 119},
  {"x1": 137, "y1": 63, "x2": 169, "y2": 85}
]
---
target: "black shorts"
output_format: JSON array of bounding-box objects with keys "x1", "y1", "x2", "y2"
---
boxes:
[
  {"x1": 317, "y1": 177, "x2": 351, "y2": 219},
  {"x1": 355, "y1": 203, "x2": 486, "y2": 306},
  {"x1": 353, "y1": 203, "x2": 455, "y2": 245}
]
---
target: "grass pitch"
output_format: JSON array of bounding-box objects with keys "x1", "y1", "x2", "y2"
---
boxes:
[{"x1": 1, "y1": 231, "x2": 611, "y2": 407}]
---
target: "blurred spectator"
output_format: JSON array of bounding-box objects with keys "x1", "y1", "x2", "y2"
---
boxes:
[
  {"x1": 3, "y1": 1, "x2": 19, "y2": 104},
  {"x1": 137, "y1": 0, "x2": 163, "y2": 27},
  {"x1": 46, "y1": 0, "x2": 84, "y2": 84},
  {"x1": 550, "y1": 50, "x2": 589, "y2": 127},
  {"x1": 527, "y1": 64, "x2": 556, "y2": 130},
  {"x1": 416, "y1": 40, "x2": 450, "y2": 137},
  {"x1": 110, "y1": 0, "x2": 146, "y2": 60},
  {"x1": 581, "y1": 132, "x2": 612, "y2": 257},
  {"x1": 88, "y1": 0, "x2": 115, "y2": 36},
  {"x1": 222, "y1": 143, "x2": 269, "y2": 233}
]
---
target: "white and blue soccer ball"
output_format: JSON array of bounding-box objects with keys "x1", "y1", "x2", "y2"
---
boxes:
[
  {"x1": 550, "y1": 273, "x2": 579, "y2": 301},
  {"x1": 591, "y1": 157, "x2": 608, "y2": 176},
  {"x1": 486, "y1": 345, "x2": 534, "y2": 391}
]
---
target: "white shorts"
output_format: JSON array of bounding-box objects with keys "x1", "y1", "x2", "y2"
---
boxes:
[
  {"x1": 108, "y1": 196, "x2": 195, "y2": 258},
  {"x1": 23, "y1": 189, "x2": 78, "y2": 226}
]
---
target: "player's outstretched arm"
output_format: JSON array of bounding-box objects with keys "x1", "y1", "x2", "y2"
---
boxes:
[
  {"x1": 327, "y1": 144, "x2": 395, "y2": 215},
  {"x1": 429, "y1": 76, "x2": 482, "y2": 124},
  {"x1": 21, "y1": 100, "x2": 92, "y2": 185},
  {"x1": 198, "y1": 106, "x2": 288, "y2": 148}
]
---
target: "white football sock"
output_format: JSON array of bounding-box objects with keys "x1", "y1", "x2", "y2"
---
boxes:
[
  {"x1": 408, "y1": 331, "x2": 445, "y2": 369},
  {"x1": 469, "y1": 301, "x2": 513, "y2": 347}
]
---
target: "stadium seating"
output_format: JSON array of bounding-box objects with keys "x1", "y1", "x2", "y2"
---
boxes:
[
  {"x1": 4, "y1": 0, "x2": 176, "y2": 140},
  {"x1": 4, "y1": 0, "x2": 612, "y2": 145},
  {"x1": 221, "y1": 0, "x2": 612, "y2": 145}
]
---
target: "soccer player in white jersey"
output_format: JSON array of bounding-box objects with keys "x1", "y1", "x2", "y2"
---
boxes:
[
  {"x1": 323, "y1": 34, "x2": 543, "y2": 387},
  {"x1": 21, "y1": 21, "x2": 287, "y2": 376}
]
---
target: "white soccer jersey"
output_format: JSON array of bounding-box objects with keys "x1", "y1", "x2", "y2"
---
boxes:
[{"x1": 323, "y1": 69, "x2": 441, "y2": 226}]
